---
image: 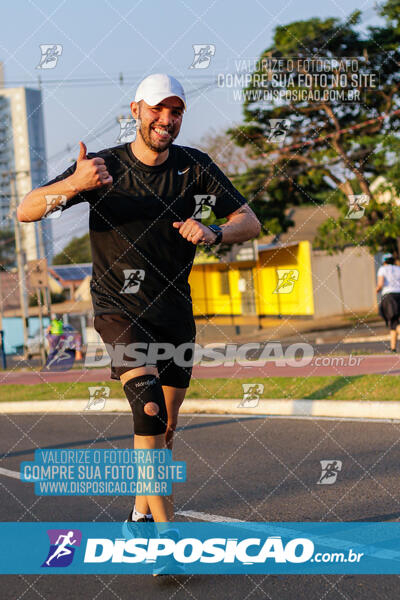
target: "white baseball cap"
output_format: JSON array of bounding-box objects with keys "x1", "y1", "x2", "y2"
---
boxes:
[{"x1": 134, "y1": 73, "x2": 187, "y2": 111}]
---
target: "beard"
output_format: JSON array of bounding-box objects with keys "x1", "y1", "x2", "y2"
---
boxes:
[
  {"x1": 137, "y1": 108, "x2": 178, "y2": 153},
  {"x1": 138, "y1": 121, "x2": 177, "y2": 153}
]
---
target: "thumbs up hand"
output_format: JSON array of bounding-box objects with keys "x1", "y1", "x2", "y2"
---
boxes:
[
  {"x1": 71, "y1": 141, "x2": 113, "y2": 192},
  {"x1": 77, "y1": 140, "x2": 88, "y2": 162}
]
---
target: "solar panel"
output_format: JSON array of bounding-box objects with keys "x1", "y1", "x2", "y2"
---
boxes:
[{"x1": 51, "y1": 264, "x2": 92, "y2": 281}]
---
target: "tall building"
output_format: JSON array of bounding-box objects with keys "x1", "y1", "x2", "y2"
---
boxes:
[{"x1": 0, "y1": 86, "x2": 53, "y2": 262}]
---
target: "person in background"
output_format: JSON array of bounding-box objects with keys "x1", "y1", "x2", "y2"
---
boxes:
[
  {"x1": 376, "y1": 253, "x2": 400, "y2": 352},
  {"x1": 46, "y1": 314, "x2": 64, "y2": 353}
]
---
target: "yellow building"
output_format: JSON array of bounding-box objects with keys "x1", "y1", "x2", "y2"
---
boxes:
[{"x1": 189, "y1": 240, "x2": 314, "y2": 322}]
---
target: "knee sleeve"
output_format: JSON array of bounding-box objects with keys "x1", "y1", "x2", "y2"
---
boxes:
[{"x1": 123, "y1": 374, "x2": 167, "y2": 436}]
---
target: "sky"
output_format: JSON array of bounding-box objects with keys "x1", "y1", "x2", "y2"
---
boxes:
[{"x1": 0, "y1": 0, "x2": 382, "y2": 251}]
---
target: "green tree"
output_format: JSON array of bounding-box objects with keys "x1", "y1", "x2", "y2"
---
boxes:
[
  {"x1": 196, "y1": 127, "x2": 256, "y2": 176},
  {"x1": 29, "y1": 289, "x2": 67, "y2": 306},
  {"x1": 52, "y1": 232, "x2": 91, "y2": 265},
  {"x1": 227, "y1": 4, "x2": 400, "y2": 252}
]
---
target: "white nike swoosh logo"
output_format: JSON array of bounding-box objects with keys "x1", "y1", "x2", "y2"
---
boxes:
[{"x1": 178, "y1": 168, "x2": 190, "y2": 175}]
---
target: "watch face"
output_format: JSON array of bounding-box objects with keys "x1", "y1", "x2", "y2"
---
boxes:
[
  {"x1": 214, "y1": 228, "x2": 222, "y2": 243},
  {"x1": 208, "y1": 225, "x2": 222, "y2": 244}
]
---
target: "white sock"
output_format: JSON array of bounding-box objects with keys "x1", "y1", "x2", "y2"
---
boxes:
[
  {"x1": 146, "y1": 513, "x2": 153, "y2": 519},
  {"x1": 131, "y1": 506, "x2": 147, "y2": 521}
]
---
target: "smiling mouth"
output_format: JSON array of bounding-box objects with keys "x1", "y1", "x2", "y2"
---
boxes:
[{"x1": 152, "y1": 126, "x2": 171, "y2": 140}]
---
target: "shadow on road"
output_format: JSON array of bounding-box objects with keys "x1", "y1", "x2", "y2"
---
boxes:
[
  {"x1": 0, "y1": 417, "x2": 258, "y2": 459},
  {"x1": 350, "y1": 511, "x2": 400, "y2": 522}
]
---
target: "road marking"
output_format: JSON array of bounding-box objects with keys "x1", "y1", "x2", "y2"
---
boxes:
[
  {"x1": 176, "y1": 510, "x2": 240, "y2": 522},
  {"x1": 335, "y1": 336, "x2": 388, "y2": 344},
  {"x1": 183, "y1": 413, "x2": 400, "y2": 424},
  {"x1": 0, "y1": 467, "x2": 20, "y2": 480}
]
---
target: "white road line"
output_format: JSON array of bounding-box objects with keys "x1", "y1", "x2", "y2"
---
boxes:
[
  {"x1": 176, "y1": 510, "x2": 240, "y2": 522},
  {"x1": 182, "y1": 413, "x2": 400, "y2": 424},
  {"x1": 0, "y1": 467, "x2": 20, "y2": 480},
  {"x1": 178, "y1": 511, "x2": 400, "y2": 561}
]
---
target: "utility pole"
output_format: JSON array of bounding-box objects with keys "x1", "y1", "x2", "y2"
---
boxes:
[
  {"x1": 37, "y1": 220, "x2": 52, "y2": 318},
  {"x1": 3, "y1": 170, "x2": 30, "y2": 353},
  {"x1": 0, "y1": 268, "x2": 5, "y2": 369},
  {"x1": 36, "y1": 286, "x2": 46, "y2": 365}
]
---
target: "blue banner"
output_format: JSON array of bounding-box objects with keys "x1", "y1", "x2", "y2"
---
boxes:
[{"x1": 1, "y1": 522, "x2": 400, "y2": 574}]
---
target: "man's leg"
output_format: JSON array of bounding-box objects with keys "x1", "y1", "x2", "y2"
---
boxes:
[
  {"x1": 120, "y1": 367, "x2": 173, "y2": 522},
  {"x1": 134, "y1": 386, "x2": 187, "y2": 517}
]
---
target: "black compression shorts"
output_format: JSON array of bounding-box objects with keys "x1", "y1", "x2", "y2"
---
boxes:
[{"x1": 93, "y1": 313, "x2": 196, "y2": 388}]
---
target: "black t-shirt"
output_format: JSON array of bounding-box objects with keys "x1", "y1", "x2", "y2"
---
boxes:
[{"x1": 43, "y1": 143, "x2": 247, "y2": 323}]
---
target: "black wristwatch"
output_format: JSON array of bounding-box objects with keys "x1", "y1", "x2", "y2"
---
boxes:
[{"x1": 207, "y1": 224, "x2": 223, "y2": 245}]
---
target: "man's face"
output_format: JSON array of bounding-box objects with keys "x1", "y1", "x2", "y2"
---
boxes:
[{"x1": 133, "y1": 97, "x2": 184, "y2": 153}]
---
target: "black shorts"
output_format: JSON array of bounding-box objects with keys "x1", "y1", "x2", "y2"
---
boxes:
[
  {"x1": 379, "y1": 293, "x2": 400, "y2": 330},
  {"x1": 93, "y1": 313, "x2": 196, "y2": 388}
]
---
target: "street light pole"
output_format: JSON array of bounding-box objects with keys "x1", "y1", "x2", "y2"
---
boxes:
[{"x1": 37, "y1": 220, "x2": 52, "y2": 318}]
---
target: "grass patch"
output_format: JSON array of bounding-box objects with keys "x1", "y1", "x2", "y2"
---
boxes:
[
  {"x1": 346, "y1": 313, "x2": 381, "y2": 324},
  {"x1": 1, "y1": 375, "x2": 399, "y2": 402}
]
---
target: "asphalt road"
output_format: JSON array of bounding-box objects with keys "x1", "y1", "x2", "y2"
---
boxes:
[{"x1": 1, "y1": 414, "x2": 400, "y2": 598}]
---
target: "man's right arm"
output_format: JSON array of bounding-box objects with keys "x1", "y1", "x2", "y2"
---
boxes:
[{"x1": 17, "y1": 141, "x2": 113, "y2": 222}]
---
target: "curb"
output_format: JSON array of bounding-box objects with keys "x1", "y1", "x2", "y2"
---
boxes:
[
  {"x1": 315, "y1": 335, "x2": 388, "y2": 344},
  {"x1": 1, "y1": 398, "x2": 400, "y2": 420}
]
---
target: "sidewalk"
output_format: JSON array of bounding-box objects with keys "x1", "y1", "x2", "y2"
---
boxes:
[
  {"x1": 2, "y1": 397, "x2": 400, "y2": 420},
  {"x1": 195, "y1": 313, "x2": 385, "y2": 344}
]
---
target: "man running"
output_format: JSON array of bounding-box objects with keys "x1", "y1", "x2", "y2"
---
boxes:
[{"x1": 18, "y1": 73, "x2": 261, "y2": 525}]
